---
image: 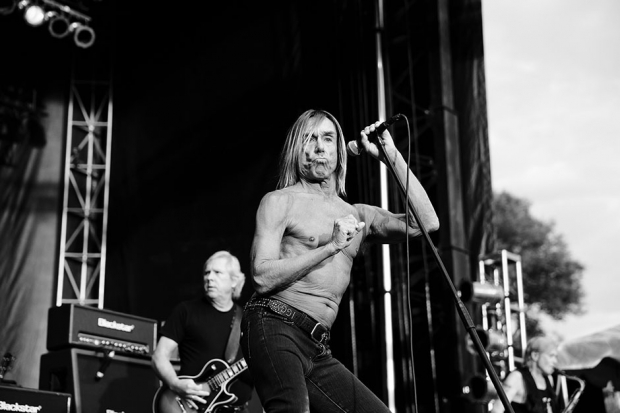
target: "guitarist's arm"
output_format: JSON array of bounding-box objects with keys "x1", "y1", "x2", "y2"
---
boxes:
[{"x1": 152, "y1": 336, "x2": 210, "y2": 409}]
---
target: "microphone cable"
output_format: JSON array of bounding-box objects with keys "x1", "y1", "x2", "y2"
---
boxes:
[
  {"x1": 402, "y1": 115, "x2": 419, "y2": 413},
  {"x1": 376, "y1": 112, "x2": 439, "y2": 413},
  {"x1": 401, "y1": 112, "x2": 436, "y2": 413},
  {"x1": 382, "y1": 115, "x2": 421, "y2": 413},
  {"x1": 402, "y1": 115, "x2": 420, "y2": 413}
]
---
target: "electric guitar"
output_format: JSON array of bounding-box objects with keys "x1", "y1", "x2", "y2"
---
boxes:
[{"x1": 153, "y1": 358, "x2": 248, "y2": 413}]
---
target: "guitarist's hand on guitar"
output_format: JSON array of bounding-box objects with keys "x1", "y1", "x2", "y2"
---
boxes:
[
  {"x1": 154, "y1": 358, "x2": 247, "y2": 413},
  {"x1": 171, "y1": 378, "x2": 210, "y2": 410}
]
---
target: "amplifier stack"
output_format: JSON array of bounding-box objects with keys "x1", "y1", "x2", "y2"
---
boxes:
[
  {"x1": 39, "y1": 304, "x2": 160, "y2": 413},
  {"x1": 46, "y1": 304, "x2": 157, "y2": 357}
]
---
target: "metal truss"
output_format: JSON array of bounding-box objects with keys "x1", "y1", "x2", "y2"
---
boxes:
[
  {"x1": 56, "y1": 77, "x2": 113, "y2": 308},
  {"x1": 478, "y1": 250, "x2": 528, "y2": 375}
]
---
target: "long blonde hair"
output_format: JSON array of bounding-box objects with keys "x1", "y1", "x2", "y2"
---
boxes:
[{"x1": 277, "y1": 109, "x2": 347, "y2": 196}]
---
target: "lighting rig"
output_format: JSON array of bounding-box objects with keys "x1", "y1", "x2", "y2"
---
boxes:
[{"x1": 1, "y1": 0, "x2": 95, "y2": 48}]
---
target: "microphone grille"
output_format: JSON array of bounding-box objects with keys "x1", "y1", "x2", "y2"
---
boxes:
[{"x1": 347, "y1": 140, "x2": 361, "y2": 157}]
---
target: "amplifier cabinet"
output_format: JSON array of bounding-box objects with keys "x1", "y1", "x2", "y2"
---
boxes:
[
  {"x1": 0, "y1": 384, "x2": 71, "y2": 413},
  {"x1": 47, "y1": 304, "x2": 157, "y2": 357},
  {"x1": 39, "y1": 348, "x2": 159, "y2": 413}
]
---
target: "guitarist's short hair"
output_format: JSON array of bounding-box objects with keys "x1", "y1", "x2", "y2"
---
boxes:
[{"x1": 206, "y1": 251, "x2": 246, "y2": 300}]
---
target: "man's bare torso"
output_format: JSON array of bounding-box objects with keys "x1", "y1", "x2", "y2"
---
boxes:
[{"x1": 272, "y1": 187, "x2": 365, "y2": 327}]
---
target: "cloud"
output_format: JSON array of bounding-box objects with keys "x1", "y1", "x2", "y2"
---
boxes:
[
  {"x1": 484, "y1": 0, "x2": 620, "y2": 336},
  {"x1": 542, "y1": 311, "x2": 620, "y2": 342}
]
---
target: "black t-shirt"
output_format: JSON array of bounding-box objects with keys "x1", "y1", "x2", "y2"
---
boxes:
[
  {"x1": 160, "y1": 297, "x2": 253, "y2": 403},
  {"x1": 511, "y1": 367, "x2": 558, "y2": 413}
]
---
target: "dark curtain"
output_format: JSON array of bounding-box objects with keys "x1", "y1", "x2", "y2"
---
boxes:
[
  {"x1": 0, "y1": 18, "x2": 72, "y2": 386},
  {"x1": 105, "y1": 0, "x2": 339, "y2": 318},
  {"x1": 0, "y1": 2, "x2": 495, "y2": 410}
]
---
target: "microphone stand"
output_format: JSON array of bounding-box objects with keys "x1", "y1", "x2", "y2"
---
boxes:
[{"x1": 370, "y1": 120, "x2": 515, "y2": 413}]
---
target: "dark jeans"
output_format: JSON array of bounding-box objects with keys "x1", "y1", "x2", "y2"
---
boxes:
[{"x1": 241, "y1": 303, "x2": 390, "y2": 413}]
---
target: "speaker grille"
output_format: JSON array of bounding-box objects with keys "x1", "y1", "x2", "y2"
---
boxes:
[{"x1": 40, "y1": 348, "x2": 159, "y2": 413}]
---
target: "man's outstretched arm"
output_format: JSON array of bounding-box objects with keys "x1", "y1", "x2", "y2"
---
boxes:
[{"x1": 356, "y1": 121, "x2": 439, "y2": 242}]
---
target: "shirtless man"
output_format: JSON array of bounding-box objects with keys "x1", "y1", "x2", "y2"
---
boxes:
[{"x1": 240, "y1": 109, "x2": 439, "y2": 412}]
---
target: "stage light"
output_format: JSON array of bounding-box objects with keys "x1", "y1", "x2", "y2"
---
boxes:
[
  {"x1": 0, "y1": 0, "x2": 16, "y2": 15},
  {"x1": 23, "y1": 2, "x2": 45, "y2": 26},
  {"x1": 48, "y1": 13, "x2": 70, "y2": 38},
  {"x1": 71, "y1": 22, "x2": 95, "y2": 48},
  {"x1": 7, "y1": 0, "x2": 96, "y2": 48}
]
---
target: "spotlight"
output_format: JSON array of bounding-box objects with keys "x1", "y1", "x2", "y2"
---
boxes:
[
  {"x1": 48, "y1": 13, "x2": 69, "y2": 38},
  {"x1": 11, "y1": 0, "x2": 96, "y2": 48},
  {"x1": 0, "y1": 0, "x2": 16, "y2": 15},
  {"x1": 70, "y1": 22, "x2": 95, "y2": 48},
  {"x1": 23, "y1": 2, "x2": 45, "y2": 26}
]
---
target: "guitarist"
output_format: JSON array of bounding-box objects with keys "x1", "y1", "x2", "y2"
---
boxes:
[{"x1": 152, "y1": 251, "x2": 254, "y2": 412}]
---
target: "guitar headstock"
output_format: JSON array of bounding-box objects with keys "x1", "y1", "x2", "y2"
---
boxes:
[{"x1": 0, "y1": 353, "x2": 16, "y2": 379}]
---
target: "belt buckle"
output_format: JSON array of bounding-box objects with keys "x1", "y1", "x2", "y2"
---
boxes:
[{"x1": 311, "y1": 323, "x2": 329, "y2": 344}]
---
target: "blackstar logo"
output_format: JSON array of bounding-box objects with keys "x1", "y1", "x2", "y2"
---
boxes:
[
  {"x1": 97, "y1": 317, "x2": 135, "y2": 332},
  {"x1": 105, "y1": 410, "x2": 125, "y2": 413},
  {"x1": 0, "y1": 401, "x2": 42, "y2": 412}
]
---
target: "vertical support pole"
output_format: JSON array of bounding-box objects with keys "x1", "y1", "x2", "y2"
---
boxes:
[
  {"x1": 375, "y1": 0, "x2": 397, "y2": 409},
  {"x1": 501, "y1": 250, "x2": 515, "y2": 371},
  {"x1": 515, "y1": 259, "x2": 527, "y2": 357},
  {"x1": 479, "y1": 261, "x2": 489, "y2": 331},
  {"x1": 433, "y1": 0, "x2": 472, "y2": 406}
]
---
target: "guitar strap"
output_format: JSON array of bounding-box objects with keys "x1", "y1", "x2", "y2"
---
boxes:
[{"x1": 224, "y1": 305, "x2": 243, "y2": 364}]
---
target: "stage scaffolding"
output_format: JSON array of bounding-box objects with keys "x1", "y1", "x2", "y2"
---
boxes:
[
  {"x1": 55, "y1": 66, "x2": 113, "y2": 308},
  {"x1": 477, "y1": 250, "x2": 528, "y2": 375}
]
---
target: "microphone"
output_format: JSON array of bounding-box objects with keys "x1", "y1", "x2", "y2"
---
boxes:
[
  {"x1": 347, "y1": 114, "x2": 406, "y2": 157},
  {"x1": 376, "y1": 113, "x2": 405, "y2": 135},
  {"x1": 95, "y1": 350, "x2": 115, "y2": 380}
]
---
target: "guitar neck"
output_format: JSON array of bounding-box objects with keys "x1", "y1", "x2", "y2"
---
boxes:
[{"x1": 206, "y1": 359, "x2": 247, "y2": 390}]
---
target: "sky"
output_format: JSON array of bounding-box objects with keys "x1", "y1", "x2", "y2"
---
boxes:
[{"x1": 481, "y1": 0, "x2": 620, "y2": 342}]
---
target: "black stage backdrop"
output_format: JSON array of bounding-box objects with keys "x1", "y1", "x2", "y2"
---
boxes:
[
  {"x1": 104, "y1": 0, "x2": 373, "y2": 320},
  {"x1": 0, "y1": 1, "x2": 495, "y2": 411}
]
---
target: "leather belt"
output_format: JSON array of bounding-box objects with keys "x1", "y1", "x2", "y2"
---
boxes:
[{"x1": 245, "y1": 297, "x2": 330, "y2": 345}]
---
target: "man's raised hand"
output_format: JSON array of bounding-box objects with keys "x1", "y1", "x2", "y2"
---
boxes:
[{"x1": 359, "y1": 121, "x2": 398, "y2": 163}]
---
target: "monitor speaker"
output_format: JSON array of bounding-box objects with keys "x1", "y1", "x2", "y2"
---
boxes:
[{"x1": 39, "y1": 348, "x2": 159, "y2": 413}]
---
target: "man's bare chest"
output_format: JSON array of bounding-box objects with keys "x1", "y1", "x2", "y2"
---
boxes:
[{"x1": 285, "y1": 198, "x2": 357, "y2": 242}]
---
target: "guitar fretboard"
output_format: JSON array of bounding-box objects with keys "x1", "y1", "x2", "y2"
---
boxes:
[{"x1": 206, "y1": 359, "x2": 247, "y2": 390}]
